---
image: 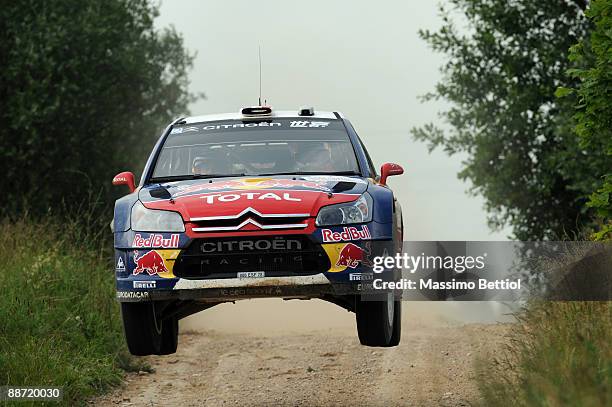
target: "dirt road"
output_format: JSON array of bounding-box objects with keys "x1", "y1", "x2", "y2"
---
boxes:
[{"x1": 95, "y1": 300, "x2": 511, "y2": 407}]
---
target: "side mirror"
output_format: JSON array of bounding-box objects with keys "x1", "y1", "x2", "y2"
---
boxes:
[
  {"x1": 112, "y1": 171, "x2": 136, "y2": 193},
  {"x1": 380, "y1": 163, "x2": 404, "y2": 185}
]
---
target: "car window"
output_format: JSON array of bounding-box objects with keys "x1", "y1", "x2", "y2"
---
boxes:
[
  {"x1": 358, "y1": 137, "x2": 377, "y2": 178},
  {"x1": 151, "y1": 119, "x2": 361, "y2": 179}
]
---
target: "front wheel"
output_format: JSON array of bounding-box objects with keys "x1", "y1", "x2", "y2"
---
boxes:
[
  {"x1": 121, "y1": 302, "x2": 178, "y2": 356},
  {"x1": 356, "y1": 294, "x2": 401, "y2": 347}
]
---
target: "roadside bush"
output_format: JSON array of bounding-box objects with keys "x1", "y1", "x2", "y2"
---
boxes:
[
  {"x1": 0, "y1": 216, "x2": 140, "y2": 405},
  {"x1": 478, "y1": 301, "x2": 611, "y2": 406},
  {"x1": 565, "y1": 0, "x2": 612, "y2": 241}
]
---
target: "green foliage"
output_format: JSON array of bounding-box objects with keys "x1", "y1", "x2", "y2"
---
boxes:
[
  {"x1": 564, "y1": 0, "x2": 612, "y2": 241},
  {"x1": 0, "y1": 216, "x2": 147, "y2": 406},
  {"x1": 588, "y1": 176, "x2": 612, "y2": 240},
  {"x1": 412, "y1": 0, "x2": 610, "y2": 240},
  {"x1": 478, "y1": 301, "x2": 612, "y2": 406},
  {"x1": 0, "y1": 0, "x2": 198, "y2": 216}
]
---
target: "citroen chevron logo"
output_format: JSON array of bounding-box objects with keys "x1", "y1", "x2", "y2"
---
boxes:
[
  {"x1": 190, "y1": 207, "x2": 311, "y2": 232},
  {"x1": 190, "y1": 207, "x2": 310, "y2": 222}
]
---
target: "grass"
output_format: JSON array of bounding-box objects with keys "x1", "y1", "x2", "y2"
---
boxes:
[
  {"x1": 478, "y1": 301, "x2": 611, "y2": 406},
  {"x1": 0, "y1": 216, "x2": 143, "y2": 406}
]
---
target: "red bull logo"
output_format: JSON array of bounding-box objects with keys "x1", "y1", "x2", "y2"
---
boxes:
[
  {"x1": 133, "y1": 250, "x2": 169, "y2": 276},
  {"x1": 132, "y1": 233, "x2": 180, "y2": 248},
  {"x1": 322, "y1": 225, "x2": 371, "y2": 243},
  {"x1": 336, "y1": 243, "x2": 366, "y2": 269}
]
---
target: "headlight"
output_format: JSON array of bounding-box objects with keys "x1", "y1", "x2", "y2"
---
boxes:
[
  {"x1": 131, "y1": 201, "x2": 185, "y2": 232},
  {"x1": 316, "y1": 194, "x2": 372, "y2": 226}
]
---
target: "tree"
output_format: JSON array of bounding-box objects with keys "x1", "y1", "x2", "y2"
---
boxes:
[
  {"x1": 561, "y1": 0, "x2": 612, "y2": 240},
  {"x1": 412, "y1": 0, "x2": 608, "y2": 240},
  {"x1": 0, "y1": 0, "x2": 198, "y2": 216}
]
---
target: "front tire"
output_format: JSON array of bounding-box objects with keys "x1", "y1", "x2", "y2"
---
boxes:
[
  {"x1": 356, "y1": 294, "x2": 398, "y2": 347},
  {"x1": 121, "y1": 302, "x2": 177, "y2": 356}
]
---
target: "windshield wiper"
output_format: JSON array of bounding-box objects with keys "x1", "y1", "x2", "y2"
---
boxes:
[
  {"x1": 149, "y1": 173, "x2": 247, "y2": 183},
  {"x1": 255, "y1": 171, "x2": 361, "y2": 177}
]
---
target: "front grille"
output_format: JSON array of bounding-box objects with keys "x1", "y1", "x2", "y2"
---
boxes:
[
  {"x1": 193, "y1": 216, "x2": 308, "y2": 229},
  {"x1": 190, "y1": 208, "x2": 310, "y2": 232},
  {"x1": 174, "y1": 235, "x2": 330, "y2": 279}
]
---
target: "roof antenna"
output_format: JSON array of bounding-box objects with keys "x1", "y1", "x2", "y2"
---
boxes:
[{"x1": 258, "y1": 45, "x2": 262, "y2": 106}]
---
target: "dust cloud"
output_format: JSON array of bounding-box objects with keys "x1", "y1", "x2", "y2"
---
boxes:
[{"x1": 181, "y1": 299, "x2": 515, "y2": 336}]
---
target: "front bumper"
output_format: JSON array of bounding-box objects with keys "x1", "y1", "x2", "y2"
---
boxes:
[
  {"x1": 116, "y1": 273, "x2": 352, "y2": 302},
  {"x1": 114, "y1": 224, "x2": 396, "y2": 303}
]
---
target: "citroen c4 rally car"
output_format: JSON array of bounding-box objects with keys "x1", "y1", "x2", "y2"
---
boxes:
[{"x1": 112, "y1": 106, "x2": 404, "y2": 355}]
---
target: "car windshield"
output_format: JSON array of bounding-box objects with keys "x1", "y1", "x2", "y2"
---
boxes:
[{"x1": 150, "y1": 118, "x2": 361, "y2": 180}]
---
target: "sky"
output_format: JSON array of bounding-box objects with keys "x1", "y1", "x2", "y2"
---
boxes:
[{"x1": 156, "y1": 0, "x2": 511, "y2": 241}]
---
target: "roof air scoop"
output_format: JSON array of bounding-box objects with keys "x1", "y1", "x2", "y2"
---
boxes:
[{"x1": 241, "y1": 106, "x2": 273, "y2": 117}]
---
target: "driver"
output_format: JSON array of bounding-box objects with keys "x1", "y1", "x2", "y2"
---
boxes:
[
  {"x1": 192, "y1": 150, "x2": 230, "y2": 175},
  {"x1": 295, "y1": 142, "x2": 334, "y2": 172}
]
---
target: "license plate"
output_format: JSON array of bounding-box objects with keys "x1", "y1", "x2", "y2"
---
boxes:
[{"x1": 237, "y1": 271, "x2": 265, "y2": 279}]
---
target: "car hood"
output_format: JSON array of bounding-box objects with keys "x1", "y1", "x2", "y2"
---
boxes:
[{"x1": 139, "y1": 175, "x2": 369, "y2": 220}]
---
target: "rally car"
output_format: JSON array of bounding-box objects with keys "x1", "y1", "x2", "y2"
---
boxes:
[{"x1": 112, "y1": 106, "x2": 404, "y2": 355}]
